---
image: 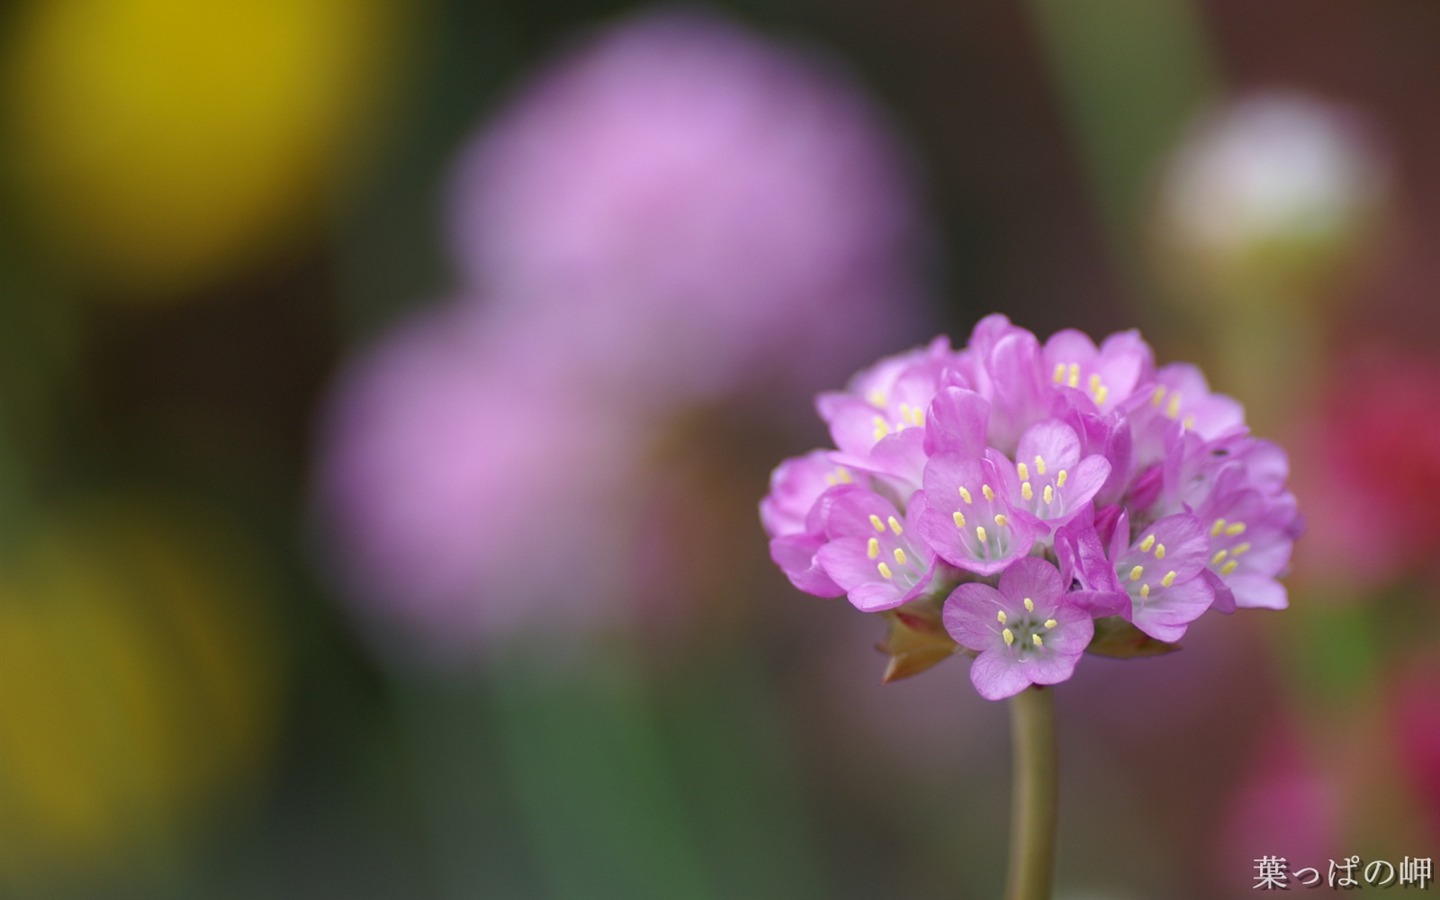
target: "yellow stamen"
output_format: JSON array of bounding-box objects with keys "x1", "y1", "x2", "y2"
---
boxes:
[
  {"x1": 877, "y1": 562, "x2": 894, "y2": 579},
  {"x1": 1003, "y1": 628, "x2": 1015, "y2": 646},
  {"x1": 1155, "y1": 543, "x2": 1166, "y2": 560},
  {"x1": 997, "y1": 610, "x2": 1007, "y2": 625},
  {"x1": 873, "y1": 417, "x2": 891, "y2": 441},
  {"x1": 993, "y1": 514, "x2": 1009, "y2": 528},
  {"x1": 1139, "y1": 583, "x2": 1151, "y2": 598},
  {"x1": 1221, "y1": 560, "x2": 1239, "y2": 576},
  {"x1": 893, "y1": 547, "x2": 907, "y2": 566},
  {"x1": 1139, "y1": 534, "x2": 1156, "y2": 552},
  {"x1": 1044, "y1": 618, "x2": 1058, "y2": 629},
  {"x1": 824, "y1": 474, "x2": 837, "y2": 486},
  {"x1": 1129, "y1": 565, "x2": 1144, "y2": 581},
  {"x1": 1182, "y1": 415, "x2": 1195, "y2": 430},
  {"x1": 1231, "y1": 542, "x2": 1251, "y2": 557},
  {"x1": 982, "y1": 483, "x2": 995, "y2": 502},
  {"x1": 1022, "y1": 482, "x2": 1034, "y2": 502},
  {"x1": 1057, "y1": 469, "x2": 1068, "y2": 488},
  {"x1": 836, "y1": 467, "x2": 853, "y2": 484},
  {"x1": 888, "y1": 516, "x2": 903, "y2": 535},
  {"x1": 1034, "y1": 455, "x2": 1047, "y2": 476},
  {"x1": 867, "y1": 389, "x2": 887, "y2": 407},
  {"x1": 1089, "y1": 373, "x2": 1101, "y2": 393},
  {"x1": 1032, "y1": 633, "x2": 1044, "y2": 648},
  {"x1": 1094, "y1": 385, "x2": 1109, "y2": 406},
  {"x1": 1053, "y1": 363, "x2": 1067, "y2": 384},
  {"x1": 1211, "y1": 518, "x2": 1226, "y2": 536},
  {"x1": 1023, "y1": 597, "x2": 1034, "y2": 612},
  {"x1": 1017, "y1": 462, "x2": 1030, "y2": 481},
  {"x1": 867, "y1": 538, "x2": 880, "y2": 559},
  {"x1": 1161, "y1": 570, "x2": 1177, "y2": 588},
  {"x1": 1225, "y1": 522, "x2": 1247, "y2": 536},
  {"x1": 975, "y1": 525, "x2": 988, "y2": 544},
  {"x1": 1151, "y1": 385, "x2": 1167, "y2": 407},
  {"x1": 870, "y1": 514, "x2": 886, "y2": 532},
  {"x1": 1166, "y1": 393, "x2": 1182, "y2": 419},
  {"x1": 1067, "y1": 363, "x2": 1080, "y2": 388},
  {"x1": 958, "y1": 486, "x2": 973, "y2": 504},
  {"x1": 1043, "y1": 485, "x2": 1054, "y2": 505},
  {"x1": 1211, "y1": 549, "x2": 1228, "y2": 566},
  {"x1": 953, "y1": 510, "x2": 966, "y2": 528}
]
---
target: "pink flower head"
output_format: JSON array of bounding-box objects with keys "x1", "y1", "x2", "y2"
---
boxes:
[
  {"x1": 448, "y1": 8, "x2": 929, "y2": 402},
  {"x1": 315, "y1": 306, "x2": 641, "y2": 659},
  {"x1": 760, "y1": 315, "x2": 1300, "y2": 698},
  {"x1": 943, "y1": 558, "x2": 1094, "y2": 700}
]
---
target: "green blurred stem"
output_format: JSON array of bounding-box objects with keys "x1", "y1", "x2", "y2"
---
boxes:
[{"x1": 1005, "y1": 686, "x2": 1057, "y2": 900}]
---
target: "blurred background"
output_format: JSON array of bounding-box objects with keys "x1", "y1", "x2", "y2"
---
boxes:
[{"x1": 0, "y1": 0, "x2": 1437, "y2": 898}]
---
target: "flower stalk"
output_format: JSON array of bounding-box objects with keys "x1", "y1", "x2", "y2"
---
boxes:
[{"x1": 1006, "y1": 685, "x2": 1057, "y2": 900}]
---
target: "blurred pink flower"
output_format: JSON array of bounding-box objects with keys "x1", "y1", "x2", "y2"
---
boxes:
[
  {"x1": 446, "y1": 8, "x2": 929, "y2": 403},
  {"x1": 1213, "y1": 723, "x2": 1341, "y2": 886},
  {"x1": 314, "y1": 305, "x2": 645, "y2": 661},
  {"x1": 1292, "y1": 351, "x2": 1440, "y2": 587}
]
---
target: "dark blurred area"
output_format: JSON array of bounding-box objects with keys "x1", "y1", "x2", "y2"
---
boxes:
[{"x1": 0, "y1": 1, "x2": 1436, "y2": 898}]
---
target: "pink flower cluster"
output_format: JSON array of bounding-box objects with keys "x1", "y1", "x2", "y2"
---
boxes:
[{"x1": 761, "y1": 315, "x2": 1301, "y2": 699}]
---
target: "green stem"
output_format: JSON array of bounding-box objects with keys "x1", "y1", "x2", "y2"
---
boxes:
[{"x1": 1005, "y1": 686, "x2": 1058, "y2": 900}]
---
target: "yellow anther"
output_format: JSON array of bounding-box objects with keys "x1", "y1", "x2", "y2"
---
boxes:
[
  {"x1": 1089, "y1": 373, "x2": 1101, "y2": 392},
  {"x1": 1221, "y1": 560, "x2": 1239, "y2": 576},
  {"x1": 909, "y1": 406, "x2": 925, "y2": 426},
  {"x1": 1003, "y1": 628, "x2": 1015, "y2": 646},
  {"x1": 982, "y1": 483, "x2": 995, "y2": 502},
  {"x1": 1053, "y1": 363, "x2": 1067, "y2": 384},
  {"x1": 1211, "y1": 518, "x2": 1227, "y2": 536},
  {"x1": 1023, "y1": 597, "x2": 1034, "y2": 612},
  {"x1": 1129, "y1": 565, "x2": 1144, "y2": 581},
  {"x1": 1022, "y1": 482, "x2": 1034, "y2": 501},
  {"x1": 1161, "y1": 570, "x2": 1177, "y2": 588},
  {"x1": 1043, "y1": 485, "x2": 1055, "y2": 505},
  {"x1": 1056, "y1": 469, "x2": 1068, "y2": 488},
  {"x1": 1034, "y1": 455, "x2": 1047, "y2": 476},
  {"x1": 1151, "y1": 385, "x2": 1167, "y2": 407},
  {"x1": 994, "y1": 514, "x2": 1009, "y2": 528},
  {"x1": 1225, "y1": 522, "x2": 1247, "y2": 536},
  {"x1": 873, "y1": 416, "x2": 891, "y2": 441},
  {"x1": 836, "y1": 467, "x2": 853, "y2": 484},
  {"x1": 877, "y1": 562, "x2": 894, "y2": 579},
  {"x1": 867, "y1": 389, "x2": 887, "y2": 407},
  {"x1": 888, "y1": 516, "x2": 903, "y2": 535},
  {"x1": 1033, "y1": 633, "x2": 1044, "y2": 648},
  {"x1": 1211, "y1": 549, "x2": 1228, "y2": 566},
  {"x1": 870, "y1": 514, "x2": 886, "y2": 532},
  {"x1": 959, "y1": 486, "x2": 973, "y2": 504},
  {"x1": 1154, "y1": 543, "x2": 1166, "y2": 560},
  {"x1": 1094, "y1": 385, "x2": 1109, "y2": 406},
  {"x1": 824, "y1": 474, "x2": 837, "y2": 486},
  {"x1": 1139, "y1": 534, "x2": 1156, "y2": 552},
  {"x1": 1067, "y1": 363, "x2": 1080, "y2": 388},
  {"x1": 1044, "y1": 618, "x2": 1058, "y2": 629},
  {"x1": 867, "y1": 538, "x2": 880, "y2": 560},
  {"x1": 1139, "y1": 583, "x2": 1151, "y2": 598},
  {"x1": 893, "y1": 547, "x2": 907, "y2": 566},
  {"x1": 1166, "y1": 393, "x2": 1182, "y2": 419},
  {"x1": 975, "y1": 525, "x2": 989, "y2": 545},
  {"x1": 1231, "y1": 542, "x2": 1251, "y2": 557},
  {"x1": 953, "y1": 510, "x2": 966, "y2": 528},
  {"x1": 1183, "y1": 415, "x2": 1195, "y2": 430},
  {"x1": 997, "y1": 610, "x2": 1008, "y2": 625},
  {"x1": 1017, "y1": 462, "x2": 1030, "y2": 481}
]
